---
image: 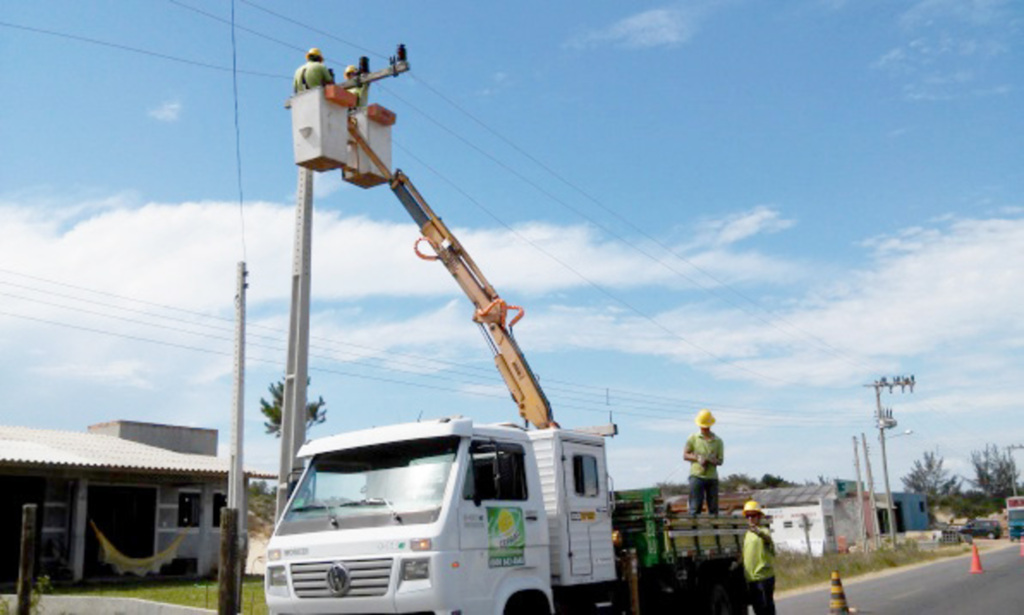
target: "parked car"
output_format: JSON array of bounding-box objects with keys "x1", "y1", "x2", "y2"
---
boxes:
[{"x1": 959, "y1": 519, "x2": 1002, "y2": 539}]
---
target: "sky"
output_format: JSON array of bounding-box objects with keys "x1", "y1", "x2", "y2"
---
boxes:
[{"x1": 1, "y1": 0, "x2": 1022, "y2": 491}]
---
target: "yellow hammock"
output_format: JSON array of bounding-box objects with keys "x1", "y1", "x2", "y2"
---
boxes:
[{"x1": 89, "y1": 520, "x2": 188, "y2": 576}]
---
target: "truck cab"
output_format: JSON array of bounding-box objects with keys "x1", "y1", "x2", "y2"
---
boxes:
[{"x1": 265, "y1": 417, "x2": 556, "y2": 615}]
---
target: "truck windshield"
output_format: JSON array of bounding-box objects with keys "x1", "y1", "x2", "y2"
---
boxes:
[
  {"x1": 278, "y1": 436, "x2": 460, "y2": 534},
  {"x1": 1009, "y1": 511, "x2": 1024, "y2": 521}
]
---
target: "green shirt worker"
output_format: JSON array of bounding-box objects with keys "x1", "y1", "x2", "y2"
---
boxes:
[
  {"x1": 683, "y1": 408, "x2": 724, "y2": 514},
  {"x1": 743, "y1": 500, "x2": 776, "y2": 615},
  {"x1": 293, "y1": 47, "x2": 335, "y2": 93},
  {"x1": 343, "y1": 65, "x2": 370, "y2": 107}
]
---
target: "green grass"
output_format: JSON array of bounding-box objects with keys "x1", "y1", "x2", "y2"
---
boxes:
[
  {"x1": 51, "y1": 576, "x2": 267, "y2": 615},
  {"x1": 776, "y1": 542, "x2": 972, "y2": 592}
]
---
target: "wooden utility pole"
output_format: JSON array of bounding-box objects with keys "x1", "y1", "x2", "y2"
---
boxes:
[
  {"x1": 218, "y1": 508, "x2": 240, "y2": 615},
  {"x1": 16, "y1": 504, "x2": 37, "y2": 615}
]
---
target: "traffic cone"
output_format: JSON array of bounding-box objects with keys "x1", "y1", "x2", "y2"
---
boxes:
[
  {"x1": 970, "y1": 544, "x2": 984, "y2": 574},
  {"x1": 829, "y1": 570, "x2": 851, "y2": 614}
]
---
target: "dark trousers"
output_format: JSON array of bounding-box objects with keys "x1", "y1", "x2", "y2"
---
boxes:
[
  {"x1": 688, "y1": 476, "x2": 719, "y2": 515},
  {"x1": 748, "y1": 577, "x2": 776, "y2": 615}
]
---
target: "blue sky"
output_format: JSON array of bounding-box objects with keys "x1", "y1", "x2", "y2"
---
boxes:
[{"x1": 1, "y1": 0, "x2": 1021, "y2": 490}]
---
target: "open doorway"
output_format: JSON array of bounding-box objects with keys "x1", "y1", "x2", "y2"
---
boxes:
[
  {"x1": 0, "y1": 476, "x2": 45, "y2": 583},
  {"x1": 84, "y1": 485, "x2": 157, "y2": 578}
]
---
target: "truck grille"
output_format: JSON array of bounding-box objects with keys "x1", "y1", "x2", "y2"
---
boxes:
[{"x1": 290, "y1": 558, "x2": 393, "y2": 599}]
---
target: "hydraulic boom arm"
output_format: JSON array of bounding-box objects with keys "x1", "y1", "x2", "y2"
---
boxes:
[
  {"x1": 390, "y1": 171, "x2": 557, "y2": 429},
  {"x1": 346, "y1": 120, "x2": 556, "y2": 429}
]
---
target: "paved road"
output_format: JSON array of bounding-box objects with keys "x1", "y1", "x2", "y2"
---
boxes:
[{"x1": 777, "y1": 542, "x2": 1024, "y2": 614}]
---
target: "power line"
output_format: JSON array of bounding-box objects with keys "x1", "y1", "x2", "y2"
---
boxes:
[{"x1": 0, "y1": 20, "x2": 284, "y2": 79}]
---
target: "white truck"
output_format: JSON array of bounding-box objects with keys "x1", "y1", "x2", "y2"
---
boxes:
[
  {"x1": 264, "y1": 416, "x2": 748, "y2": 615},
  {"x1": 268, "y1": 71, "x2": 750, "y2": 614}
]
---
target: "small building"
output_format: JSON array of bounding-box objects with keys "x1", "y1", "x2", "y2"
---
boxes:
[
  {"x1": 0, "y1": 421, "x2": 274, "y2": 583},
  {"x1": 752, "y1": 482, "x2": 930, "y2": 555}
]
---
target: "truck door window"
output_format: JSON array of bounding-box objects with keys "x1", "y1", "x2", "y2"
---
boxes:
[
  {"x1": 464, "y1": 441, "x2": 528, "y2": 502},
  {"x1": 573, "y1": 454, "x2": 600, "y2": 497}
]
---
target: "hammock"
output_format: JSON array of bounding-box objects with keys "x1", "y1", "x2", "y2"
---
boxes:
[{"x1": 89, "y1": 520, "x2": 187, "y2": 576}]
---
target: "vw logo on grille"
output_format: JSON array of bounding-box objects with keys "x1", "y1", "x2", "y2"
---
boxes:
[{"x1": 326, "y1": 562, "x2": 352, "y2": 597}]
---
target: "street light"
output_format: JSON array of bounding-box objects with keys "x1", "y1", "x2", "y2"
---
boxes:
[{"x1": 888, "y1": 429, "x2": 914, "y2": 439}]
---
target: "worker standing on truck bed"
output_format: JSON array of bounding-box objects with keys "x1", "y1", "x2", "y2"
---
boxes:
[
  {"x1": 743, "y1": 500, "x2": 776, "y2": 615},
  {"x1": 683, "y1": 408, "x2": 724, "y2": 515},
  {"x1": 293, "y1": 47, "x2": 334, "y2": 93}
]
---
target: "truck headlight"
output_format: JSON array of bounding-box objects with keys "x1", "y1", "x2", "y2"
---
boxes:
[
  {"x1": 266, "y1": 565, "x2": 289, "y2": 597},
  {"x1": 401, "y1": 557, "x2": 430, "y2": 581}
]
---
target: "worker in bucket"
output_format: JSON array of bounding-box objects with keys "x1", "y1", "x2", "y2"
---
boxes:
[
  {"x1": 743, "y1": 500, "x2": 776, "y2": 615},
  {"x1": 683, "y1": 408, "x2": 724, "y2": 515},
  {"x1": 344, "y1": 64, "x2": 370, "y2": 107},
  {"x1": 293, "y1": 47, "x2": 335, "y2": 93}
]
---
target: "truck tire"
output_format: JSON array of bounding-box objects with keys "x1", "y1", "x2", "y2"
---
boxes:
[
  {"x1": 708, "y1": 583, "x2": 736, "y2": 615},
  {"x1": 504, "y1": 590, "x2": 551, "y2": 615}
]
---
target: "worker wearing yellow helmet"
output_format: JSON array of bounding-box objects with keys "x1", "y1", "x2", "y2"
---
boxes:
[
  {"x1": 344, "y1": 64, "x2": 370, "y2": 107},
  {"x1": 683, "y1": 408, "x2": 724, "y2": 515},
  {"x1": 742, "y1": 500, "x2": 776, "y2": 615},
  {"x1": 293, "y1": 47, "x2": 335, "y2": 93}
]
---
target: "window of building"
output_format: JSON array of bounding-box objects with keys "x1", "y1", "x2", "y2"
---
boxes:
[
  {"x1": 213, "y1": 493, "x2": 227, "y2": 528},
  {"x1": 919, "y1": 501, "x2": 925, "y2": 513},
  {"x1": 573, "y1": 454, "x2": 599, "y2": 497},
  {"x1": 462, "y1": 440, "x2": 528, "y2": 502},
  {"x1": 178, "y1": 492, "x2": 201, "y2": 527},
  {"x1": 783, "y1": 521, "x2": 794, "y2": 529}
]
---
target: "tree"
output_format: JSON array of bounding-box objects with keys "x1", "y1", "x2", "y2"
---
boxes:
[
  {"x1": 901, "y1": 450, "x2": 961, "y2": 497},
  {"x1": 760, "y1": 473, "x2": 793, "y2": 488},
  {"x1": 969, "y1": 443, "x2": 1017, "y2": 498},
  {"x1": 260, "y1": 379, "x2": 326, "y2": 437}
]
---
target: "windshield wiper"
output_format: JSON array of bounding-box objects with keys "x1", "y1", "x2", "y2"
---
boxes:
[
  {"x1": 337, "y1": 498, "x2": 403, "y2": 524},
  {"x1": 290, "y1": 502, "x2": 339, "y2": 528}
]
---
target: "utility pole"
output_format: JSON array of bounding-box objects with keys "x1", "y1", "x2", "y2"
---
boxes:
[
  {"x1": 276, "y1": 46, "x2": 410, "y2": 520},
  {"x1": 227, "y1": 262, "x2": 247, "y2": 600},
  {"x1": 862, "y1": 433, "x2": 881, "y2": 549},
  {"x1": 1008, "y1": 445, "x2": 1024, "y2": 497},
  {"x1": 276, "y1": 167, "x2": 314, "y2": 521},
  {"x1": 852, "y1": 436, "x2": 868, "y2": 550},
  {"x1": 866, "y1": 375, "x2": 914, "y2": 546}
]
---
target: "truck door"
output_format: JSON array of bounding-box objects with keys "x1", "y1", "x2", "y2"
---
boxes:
[
  {"x1": 562, "y1": 440, "x2": 609, "y2": 578},
  {"x1": 459, "y1": 439, "x2": 541, "y2": 613}
]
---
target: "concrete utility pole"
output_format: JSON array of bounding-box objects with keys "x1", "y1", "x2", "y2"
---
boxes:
[
  {"x1": 862, "y1": 433, "x2": 881, "y2": 550},
  {"x1": 852, "y1": 436, "x2": 868, "y2": 550},
  {"x1": 277, "y1": 167, "x2": 314, "y2": 521},
  {"x1": 866, "y1": 375, "x2": 914, "y2": 546},
  {"x1": 1008, "y1": 445, "x2": 1024, "y2": 497},
  {"x1": 276, "y1": 46, "x2": 411, "y2": 520},
  {"x1": 228, "y1": 262, "x2": 248, "y2": 601}
]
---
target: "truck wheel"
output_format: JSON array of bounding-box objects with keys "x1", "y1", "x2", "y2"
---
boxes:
[
  {"x1": 708, "y1": 583, "x2": 735, "y2": 615},
  {"x1": 987, "y1": 532, "x2": 996, "y2": 540}
]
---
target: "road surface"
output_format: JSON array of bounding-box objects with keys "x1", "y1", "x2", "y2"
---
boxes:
[{"x1": 777, "y1": 541, "x2": 1023, "y2": 614}]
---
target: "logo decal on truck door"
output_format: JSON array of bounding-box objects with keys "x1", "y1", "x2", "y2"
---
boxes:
[{"x1": 487, "y1": 506, "x2": 525, "y2": 568}]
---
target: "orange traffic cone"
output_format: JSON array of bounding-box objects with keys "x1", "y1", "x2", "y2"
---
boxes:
[
  {"x1": 970, "y1": 544, "x2": 984, "y2": 574},
  {"x1": 829, "y1": 570, "x2": 851, "y2": 614}
]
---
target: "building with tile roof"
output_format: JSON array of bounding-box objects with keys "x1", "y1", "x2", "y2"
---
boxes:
[{"x1": 0, "y1": 421, "x2": 274, "y2": 582}]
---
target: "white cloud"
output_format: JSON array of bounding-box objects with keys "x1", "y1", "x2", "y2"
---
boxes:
[
  {"x1": 31, "y1": 359, "x2": 154, "y2": 389},
  {"x1": 148, "y1": 101, "x2": 182, "y2": 122},
  {"x1": 692, "y1": 205, "x2": 795, "y2": 248},
  {"x1": 566, "y1": 6, "x2": 701, "y2": 50}
]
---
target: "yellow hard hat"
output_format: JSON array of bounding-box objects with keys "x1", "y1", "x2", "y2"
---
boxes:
[
  {"x1": 306, "y1": 47, "x2": 322, "y2": 61},
  {"x1": 344, "y1": 65, "x2": 358, "y2": 76},
  {"x1": 695, "y1": 408, "x2": 715, "y2": 428},
  {"x1": 743, "y1": 500, "x2": 763, "y2": 516}
]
